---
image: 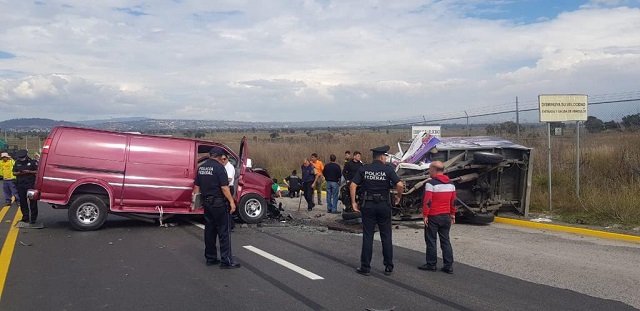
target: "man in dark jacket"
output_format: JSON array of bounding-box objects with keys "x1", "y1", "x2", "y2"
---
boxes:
[
  {"x1": 322, "y1": 154, "x2": 342, "y2": 213},
  {"x1": 342, "y1": 150, "x2": 363, "y2": 182},
  {"x1": 418, "y1": 160, "x2": 456, "y2": 274}
]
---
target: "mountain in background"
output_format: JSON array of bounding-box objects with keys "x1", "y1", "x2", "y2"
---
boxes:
[
  {"x1": 0, "y1": 118, "x2": 82, "y2": 131},
  {"x1": 0, "y1": 117, "x2": 387, "y2": 132},
  {"x1": 76, "y1": 117, "x2": 150, "y2": 126}
]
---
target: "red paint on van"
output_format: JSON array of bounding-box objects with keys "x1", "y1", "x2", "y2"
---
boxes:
[{"x1": 29, "y1": 126, "x2": 273, "y2": 230}]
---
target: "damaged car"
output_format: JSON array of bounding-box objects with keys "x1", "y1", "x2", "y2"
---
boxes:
[{"x1": 340, "y1": 133, "x2": 533, "y2": 224}]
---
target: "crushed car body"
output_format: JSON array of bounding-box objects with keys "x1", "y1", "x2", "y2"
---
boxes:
[{"x1": 341, "y1": 132, "x2": 533, "y2": 224}]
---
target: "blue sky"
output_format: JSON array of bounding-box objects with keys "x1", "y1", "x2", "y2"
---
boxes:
[
  {"x1": 0, "y1": 0, "x2": 639, "y2": 122},
  {"x1": 468, "y1": 0, "x2": 587, "y2": 22}
]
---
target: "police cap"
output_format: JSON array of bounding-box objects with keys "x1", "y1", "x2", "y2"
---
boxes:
[
  {"x1": 209, "y1": 147, "x2": 226, "y2": 157},
  {"x1": 370, "y1": 145, "x2": 390, "y2": 156},
  {"x1": 15, "y1": 149, "x2": 28, "y2": 158}
]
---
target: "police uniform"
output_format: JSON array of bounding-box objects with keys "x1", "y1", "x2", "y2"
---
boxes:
[
  {"x1": 12, "y1": 150, "x2": 39, "y2": 224},
  {"x1": 194, "y1": 147, "x2": 240, "y2": 269},
  {"x1": 352, "y1": 145, "x2": 401, "y2": 275}
]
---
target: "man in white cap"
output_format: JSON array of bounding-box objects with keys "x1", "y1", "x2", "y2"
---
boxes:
[{"x1": 0, "y1": 152, "x2": 19, "y2": 207}]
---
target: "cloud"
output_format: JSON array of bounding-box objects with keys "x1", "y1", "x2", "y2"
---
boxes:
[{"x1": 0, "y1": 1, "x2": 639, "y2": 122}]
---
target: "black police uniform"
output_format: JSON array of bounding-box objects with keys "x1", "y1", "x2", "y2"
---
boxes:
[
  {"x1": 12, "y1": 150, "x2": 38, "y2": 223},
  {"x1": 300, "y1": 163, "x2": 316, "y2": 210},
  {"x1": 194, "y1": 148, "x2": 238, "y2": 267},
  {"x1": 351, "y1": 146, "x2": 400, "y2": 273}
]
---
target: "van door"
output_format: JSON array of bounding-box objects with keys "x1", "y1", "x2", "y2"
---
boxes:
[
  {"x1": 234, "y1": 137, "x2": 248, "y2": 202},
  {"x1": 121, "y1": 137, "x2": 194, "y2": 211}
]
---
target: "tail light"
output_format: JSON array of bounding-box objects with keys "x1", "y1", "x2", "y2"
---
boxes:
[{"x1": 42, "y1": 138, "x2": 52, "y2": 154}]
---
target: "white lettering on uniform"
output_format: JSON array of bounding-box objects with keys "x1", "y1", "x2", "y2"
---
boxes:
[
  {"x1": 364, "y1": 171, "x2": 386, "y2": 180},
  {"x1": 198, "y1": 166, "x2": 214, "y2": 175}
]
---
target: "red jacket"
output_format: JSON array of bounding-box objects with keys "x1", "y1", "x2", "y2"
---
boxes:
[{"x1": 422, "y1": 174, "x2": 456, "y2": 217}]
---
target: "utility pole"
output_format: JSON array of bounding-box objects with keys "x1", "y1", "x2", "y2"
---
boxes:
[{"x1": 516, "y1": 96, "x2": 520, "y2": 140}]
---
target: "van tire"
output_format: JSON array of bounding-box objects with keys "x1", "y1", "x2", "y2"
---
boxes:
[
  {"x1": 68, "y1": 194, "x2": 108, "y2": 231},
  {"x1": 238, "y1": 193, "x2": 267, "y2": 224}
]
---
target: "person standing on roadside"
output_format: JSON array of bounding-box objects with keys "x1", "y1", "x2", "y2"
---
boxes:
[
  {"x1": 193, "y1": 147, "x2": 240, "y2": 269},
  {"x1": 13, "y1": 150, "x2": 38, "y2": 225},
  {"x1": 310, "y1": 153, "x2": 324, "y2": 205},
  {"x1": 1, "y1": 152, "x2": 19, "y2": 207},
  {"x1": 301, "y1": 158, "x2": 317, "y2": 211},
  {"x1": 221, "y1": 154, "x2": 236, "y2": 231},
  {"x1": 342, "y1": 150, "x2": 363, "y2": 182},
  {"x1": 323, "y1": 154, "x2": 342, "y2": 214},
  {"x1": 418, "y1": 160, "x2": 456, "y2": 274},
  {"x1": 350, "y1": 146, "x2": 403, "y2": 276},
  {"x1": 341, "y1": 151, "x2": 351, "y2": 185}
]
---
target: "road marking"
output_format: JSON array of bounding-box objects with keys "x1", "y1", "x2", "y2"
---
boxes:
[
  {"x1": 243, "y1": 245, "x2": 324, "y2": 280},
  {"x1": 188, "y1": 219, "x2": 324, "y2": 280},
  {"x1": 0, "y1": 209, "x2": 22, "y2": 302},
  {"x1": 188, "y1": 220, "x2": 205, "y2": 230},
  {"x1": 494, "y1": 217, "x2": 640, "y2": 243}
]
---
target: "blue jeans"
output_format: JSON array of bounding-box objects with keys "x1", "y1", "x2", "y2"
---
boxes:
[
  {"x1": 2, "y1": 179, "x2": 19, "y2": 205},
  {"x1": 325, "y1": 181, "x2": 340, "y2": 212}
]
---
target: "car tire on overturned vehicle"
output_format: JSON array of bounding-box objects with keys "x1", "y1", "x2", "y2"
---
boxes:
[{"x1": 473, "y1": 151, "x2": 504, "y2": 164}]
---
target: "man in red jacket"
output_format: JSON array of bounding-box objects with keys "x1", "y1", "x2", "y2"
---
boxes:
[{"x1": 418, "y1": 160, "x2": 456, "y2": 274}]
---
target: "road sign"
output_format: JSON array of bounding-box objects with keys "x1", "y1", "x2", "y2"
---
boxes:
[{"x1": 539, "y1": 94, "x2": 588, "y2": 122}]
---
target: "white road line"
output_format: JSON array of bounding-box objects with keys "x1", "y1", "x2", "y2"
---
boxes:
[
  {"x1": 188, "y1": 220, "x2": 205, "y2": 230},
  {"x1": 187, "y1": 220, "x2": 324, "y2": 280},
  {"x1": 243, "y1": 245, "x2": 324, "y2": 280}
]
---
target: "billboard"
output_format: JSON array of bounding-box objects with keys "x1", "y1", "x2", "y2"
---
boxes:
[
  {"x1": 411, "y1": 126, "x2": 441, "y2": 138},
  {"x1": 539, "y1": 94, "x2": 588, "y2": 122}
]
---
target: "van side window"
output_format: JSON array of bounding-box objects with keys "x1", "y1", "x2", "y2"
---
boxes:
[{"x1": 129, "y1": 137, "x2": 191, "y2": 166}]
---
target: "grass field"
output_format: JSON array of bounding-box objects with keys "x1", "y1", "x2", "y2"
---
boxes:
[{"x1": 5, "y1": 127, "x2": 639, "y2": 227}]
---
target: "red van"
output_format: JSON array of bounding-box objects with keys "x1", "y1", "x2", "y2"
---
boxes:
[{"x1": 27, "y1": 126, "x2": 274, "y2": 230}]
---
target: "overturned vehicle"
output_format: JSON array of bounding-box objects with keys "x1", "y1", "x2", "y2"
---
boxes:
[{"x1": 340, "y1": 134, "x2": 533, "y2": 224}]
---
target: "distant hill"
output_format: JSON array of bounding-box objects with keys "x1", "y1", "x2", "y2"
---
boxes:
[
  {"x1": 76, "y1": 117, "x2": 150, "y2": 126},
  {"x1": 0, "y1": 118, "x2": 82, "y2": 131},
  {"x1": 0, "y1": 117, "x2": 387, "y2": 132}
]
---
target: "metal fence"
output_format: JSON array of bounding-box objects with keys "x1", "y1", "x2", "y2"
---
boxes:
[{"x1": 381, "y1": 90, "x2": 640, "y2": 135}]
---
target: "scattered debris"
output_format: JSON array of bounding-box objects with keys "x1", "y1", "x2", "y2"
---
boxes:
[{"x1": 530, "y1": 218, "x2": 552, "y2": 223}]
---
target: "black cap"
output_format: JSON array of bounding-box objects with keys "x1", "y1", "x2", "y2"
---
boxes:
[
  {"x1": 209, "y1": 147, "x2": 226, "y2": 156},
  {"x1": 370, "y1": 145, "x2": 390, "y2": 155},
  {"x1": 15, "y1": 149, "x2": 28, "y2": 158}
]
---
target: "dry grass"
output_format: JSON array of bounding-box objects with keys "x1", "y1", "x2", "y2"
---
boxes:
[{"x1": 8, "y1": 128, "x2": 640, "y2": 226}]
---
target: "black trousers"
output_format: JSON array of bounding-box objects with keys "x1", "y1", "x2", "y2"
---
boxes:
[
  {"x1": 203, "y1": 200, "x2": 234, "y2": 265},
  {"x1": 360, "y1": 201, "x2": 393, "y2": 271},
  {"x1": 302, "y1": 182, "x2": 314, "y2": 209},
  {"x1": 425, "y1": 214, "x2": 453, "y2": 269},
  {"x1": 17, "y1": 183, "x2": 38, "y2": 223}
]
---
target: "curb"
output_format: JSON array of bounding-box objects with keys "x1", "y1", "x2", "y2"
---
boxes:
[{"x1": 494, "y1": 217, "x2": 640, "y2": 243}]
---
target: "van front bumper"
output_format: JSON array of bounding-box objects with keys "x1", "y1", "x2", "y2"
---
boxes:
[{"x1": 27, "y1": 189, "x2": 40, "y2": 200}]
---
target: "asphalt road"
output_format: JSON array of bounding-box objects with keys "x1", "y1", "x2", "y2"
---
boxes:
[{"x1": 0, "y1": 200, "x2": 638, "y2": 310}]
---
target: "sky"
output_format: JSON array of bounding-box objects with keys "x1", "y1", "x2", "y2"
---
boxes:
[{"x1": 1, "y1": 0, "x2": 639, "y2": 123}]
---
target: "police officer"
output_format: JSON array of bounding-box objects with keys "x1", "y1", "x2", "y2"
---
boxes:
[
  {"x1": 350, "y1": 145, "x2": 403, "y2": 276},
  {"x1": 13, "y1": 149, "x2": 39, "y2": 225},
  {"x1": 193, "y1": 147, "x2": 241, "y2": 269}
]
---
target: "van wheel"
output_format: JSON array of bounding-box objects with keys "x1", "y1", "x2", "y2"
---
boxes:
[
  {"x1": 238, "y1": 193, "x2": 267, "y2": 224},
  {"x1": 68, "y1": 194, "x2": 108, "y2": 231}
]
